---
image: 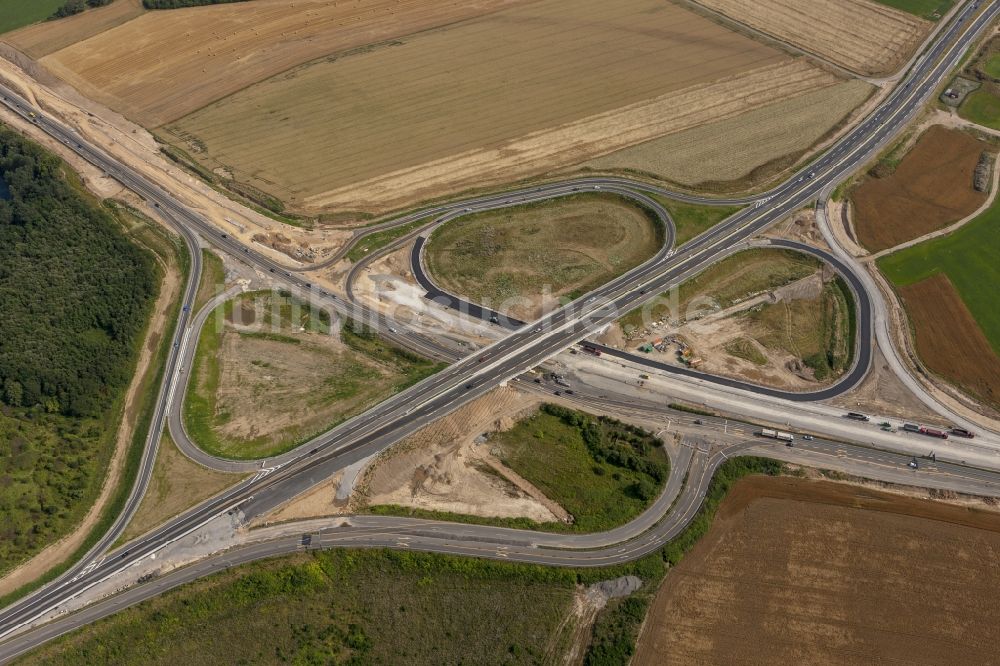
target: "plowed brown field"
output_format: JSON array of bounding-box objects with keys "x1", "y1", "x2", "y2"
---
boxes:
[
  {"x1": 39, "y1": 0, "x2": 531, "y2": 126},
  {"x1": 899, "y1": 273, "x2": 1000, "y2": 409},
  {"x1": 636, "y1": 475, "x2": 1000, "y2": 665},
  {"x1": 694, "y1": 0, "x2": 928, "y2": 76},
  {"x1": 853, "y1": 126, "x2": 988, "y2": 251}
]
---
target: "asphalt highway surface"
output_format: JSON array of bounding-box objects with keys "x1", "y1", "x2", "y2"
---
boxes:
[{"x1": 0, "y1": 0, "x2": 997, "y2": 657}]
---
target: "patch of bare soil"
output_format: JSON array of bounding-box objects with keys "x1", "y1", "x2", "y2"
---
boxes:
[
  {"x1": 829, "y1": 347, "x2": 946, "y2": 424},
  {"x1": 356, "y1": 387, "x2": 566, "y2": 522},
  {"x1": 624, "y1": 271, "x2": 838, "y2": 390},
  {"x1": 635, "y1": 475, "x2": 1000, "y2": 665},
  {"x1": 765, "y1": 208, "x2": 830, "y2": 250}
]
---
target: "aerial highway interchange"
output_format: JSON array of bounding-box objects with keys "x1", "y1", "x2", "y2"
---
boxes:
[{"x1": 0, "y1": 0, "x2": 999, "y2": 659}]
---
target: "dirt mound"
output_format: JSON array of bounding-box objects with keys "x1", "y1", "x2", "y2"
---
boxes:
[
  {"x1": 853, "y1": 126, "x2": 989, "y2": 251},
  {"x1": 359, "y1": 388, "x2": 563, "y2": 522}
]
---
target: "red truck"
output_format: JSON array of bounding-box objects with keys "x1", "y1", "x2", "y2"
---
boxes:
[
  {"x1": 950, "y1": 427, "x2": 975, "y2": 439},
  {"x1": 919, "y1": 426, "x2": 948, "y2": 440},
  {"x1": 581, "y1": 344, "x2": 602, "y2": 357}
]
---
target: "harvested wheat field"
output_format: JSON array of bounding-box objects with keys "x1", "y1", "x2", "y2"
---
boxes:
[
  {"x1": 3, "y1": 0, "x2": 145, "y2": 59},
  {"x1": 694, "y1": 0, "x2": 929, "y2": 76},
  {"x1": 38, "y1": 0, "x2": 529, "y2": 127},
  {"x1": 635, "y1": 475, "x2": 1000, "y2": 665},
  {"x1": 898, "y1": 273, "x2": 1000, "y2": 410},
  {"x1": 424, "y1": 194, "x2": 662, "y2": 321},
  {"x1": 586, "y1": 79, "x2": 873, "y2": 189},
  {"x1": 157, "y1": 0, "x2": 839, "y2": 213},
  {"x1": 853, "y1": 126, "x2": 988, "y2": 251}
]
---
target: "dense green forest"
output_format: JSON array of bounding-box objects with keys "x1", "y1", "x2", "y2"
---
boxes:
[
  {"x1": 0, "y1": 124, "x2": 159, "y2": 576},
  {"x1": 0, "y1": 125, "x2": 156, "y2": 417},
  {"x1": 142, "y1": 0, "x2": 251, "y2": 9}
]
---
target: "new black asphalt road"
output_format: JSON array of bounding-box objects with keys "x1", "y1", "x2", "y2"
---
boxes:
[{"x1": 0, "y1": 0, "x2": 997, "y2": 656}]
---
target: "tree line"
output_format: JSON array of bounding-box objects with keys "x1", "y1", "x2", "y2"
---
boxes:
[
  {"x1": 51, "y1": 0, "x2": 112, "y2": 20},
  {"x1": 0, "y1": 125, "x2": 157, "y2": 417},
  {"x1": 142, "y1": 0, "x2": 252, "y2": 9}
]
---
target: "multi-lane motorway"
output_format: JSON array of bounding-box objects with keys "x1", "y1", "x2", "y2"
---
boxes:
[{"x1": 0, "y1": 0, "x2": 998, "y2": 658}]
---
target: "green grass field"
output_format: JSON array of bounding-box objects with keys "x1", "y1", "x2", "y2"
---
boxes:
[
  {"x1": 493, "y1": 406, "x2": 669, "y2": 532},
  {"x1": 871, "y1": 0, "x2": 953, "y2": 19},
  {"x1": 984, "y1": 54, "x2": 1000, "y2": 79},
  {"x1": 346, "y1": 218, "x2": 428, "y2": 263},
  {"x1": 959, "y1": 89, "x2": 1000, "y2": 130},
  {"x1": 878, "y1": 197, "x2": 1000, "y2": 354},
  {"x1": 21, "y1": 549, "x2": 582, "y2": 665},
  {"x1": 649, "y1": 195, "x2": 743, "y2": 246},
  {"x1": 0, "y1": 0, "x2": 65, "y2": 34},
  {"x1": 425, "y1": 194, "x2": 662, "y2": 316}
]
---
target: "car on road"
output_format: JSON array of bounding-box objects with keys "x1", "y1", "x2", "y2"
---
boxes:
[
  {"x1": 465, "y1": 383, "x2": 475, "y2": 390},
  {"x1": 802, "y1": 434, "x2": 814, "y2": 441}
]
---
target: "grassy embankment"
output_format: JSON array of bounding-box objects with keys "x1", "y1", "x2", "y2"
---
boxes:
[
  {"x1": 871, "y1": 0, "x2": 953, "y2": 19},
  {"x1": 370, "y1": 404, "x2": 670, "y2": 533},
  {"x1": 620, "y1": 247, "x2": 820, "y2": 332},
  {"x1": 647, "y1": 194, "x2": 743, "y2": 246},
  {"x1": 183, "y1": 298, "x2": 444, "y2": 459},
  {"x1": 192, "y1": 248, "x2": 224, "y2": 312},
  {"x1": 22, "y1": 457, "x2": 784, "y2": 665},
  {"x1": 959, "y1": 39, "x2": 1000, "y2": 130}
]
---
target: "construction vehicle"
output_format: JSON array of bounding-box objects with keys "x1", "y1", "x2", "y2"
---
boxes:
[{"x1": 919, "y1": 426, "x2": 948, "y2": 440}]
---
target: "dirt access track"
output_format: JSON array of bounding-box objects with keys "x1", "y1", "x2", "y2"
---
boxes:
[
  {"x1": 636, "y1": 474, "x2": 1000, "y2": 665},
  {"x1": 691, "y1": 0, "x2": 931, "y2": 77},
  {"x1": 852, "y1": 125, "x2": 989, "y2": 251}
]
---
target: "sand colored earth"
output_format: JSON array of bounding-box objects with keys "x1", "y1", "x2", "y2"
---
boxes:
[
  {"x1": 692, "y1": 0, "x2": 929, "y2": 76},
  {"x1": 898, "y1": 273, "x2": 1000, "y2": 411},
  {"x1": 154, "y1": 0, "x2": 830, "y2": 213},
  {"x1": 635, "y1": 475, "x2": 1000, "y2": 665},
  {"x1": 4, "y1": 0, "x2": 145, "y2": 59},
  {"x1": 295, "y1": 61, "x2": 834, "y2": 213},
  {"x1": 585, "y1": 79, "x2": 874, "y2": 189},
  {"x1": 38, "y1": 0, "x2": 530, "y2": 127},
  {"x1": 357, "y1": 387, "x2": 566, "y2": 523}
]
